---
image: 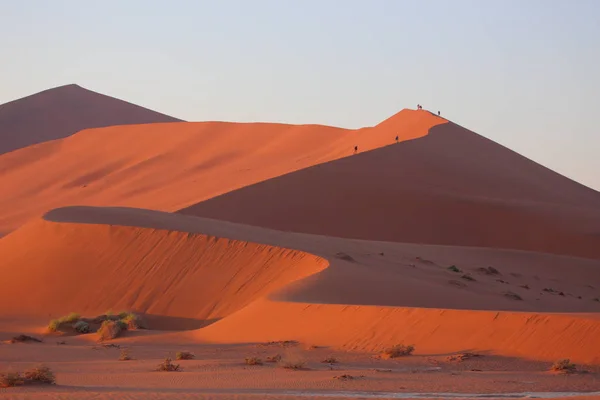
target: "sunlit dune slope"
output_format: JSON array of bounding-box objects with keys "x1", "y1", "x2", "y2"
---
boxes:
[
  {"x1": 195, "y1": 299, "x2": 600, "y2": 364},
  {"x1": 180, "y1": 122, "x2": 600, "y2": 259},
  {"x1": 0, "y1": 216, "x2": 327, "y2": 326},
  {"x1": 0, "y1": 84, "x2": 182, "y2": 155},
  {"x1": 0, "y1": 109, "x2": 443, "y2": 236}
]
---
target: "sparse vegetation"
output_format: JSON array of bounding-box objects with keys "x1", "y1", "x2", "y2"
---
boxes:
[
  {"x1": 551, "y1": 359, "x2": 577, "y2": 374},
  {"x1": 447, "y1": 265, "x2": 461, "y2": 273},
  {"x1": 0, "y1": 372, "x2": 23, "y2": 388},
  {"x1": 321, "y1": 357, "x2": 338, "y2": 364},
  {"x1": 520, "y1": 284, "x2": 530, "y2": 290},
  {"x1": 119, "y1": 312, "x2": 146, "y2": 330},
  {"x1": 97, "y1": 320, "x2": 123, "y2": 341},
  {"x1": 280, "y1": 359, "x2": 306, "y2": 370},
  {"x1": 119, "y1": 349, "x2": 133, "y2": 361},
  {"x1": 334, "y1": 374, "x2": 362, "y2": 380},
  {"x1": 157, "y1": 358, "x2": 180, "y2": 372},
  {"x1": 176, "y1": 351, "x2": 195, "y2": 360},
  {"x1": 477, "y1": 266, "x2": 500, "y2": 275},
  {"x1": 335, "y1": 252, "x2": 356, "y2": 262},
  {"x1": 503, "y1": 291, "x2": 523, "y2": 301},
  {"x1": 381, "y1": 344, "x2": 415, "y2": 359},
  {"x1": 23, "y1": 365, "x2": 56, "y2": 384},
  {"x1": 73, "y1": 320, "x2": 90, "y2": 334},
  {"x1": 593, "y1": 298, "x2": 600, "y2": 302},
  {"x1": 266, "y1": 354, "x2": 282, "y2": 363},
  {"x1": 461, "y1": 274, "x2": 476, "y2": 281},
  {"x1": 447, "y1": 352, "x2": 481, "y2": 362},
  {"x1": 48, "y1": 313, "x2": 81, "y2": 332},
  {"x1": 245, "y1": 357, "x2": 263, "y2": 365},
  {"x1": 8, "y1": 335, "x2": 42, "y2": 343},
  {"x1": 0, "y1": 366, "x2": 56, "y2": 388}
]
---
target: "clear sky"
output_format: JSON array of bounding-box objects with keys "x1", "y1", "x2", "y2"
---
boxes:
[{"x1": 2, "y1": 0, "x2": 599, "y2": 190}]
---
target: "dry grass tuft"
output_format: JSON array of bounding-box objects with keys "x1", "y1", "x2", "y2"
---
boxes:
[
  {"x1": 8, "y1": 335, "x2": 42, "y2": 344},
  {"x1": 119, "y1": 349, "x2": 133, "y2": 361},
  {"x1": 245, "y1": 357, "x2": 263, "y2": 366},
  {"x1": 551, "y1": 359, "x2": 577, "y2": 374},
  {"x1": 176, "y1": 351, "x2": 195, "y2": 360},
  {"x1": 380, "y1": 344, "x2": 415, "y2": 359},
  {"x1": 23, "y1": 365, "x2": 56, "y2": 384},
  {"x1": 265, "y1": 354, "x2": 282, "y2": 363},
  {"x1": 156, "y1": 358, "x2": 180, "y2": 372},
  {"x1": 97, "y1": 320, "x2": 123, "y2": 341},
  {"x1": 321, "y1": 357, "x2": 338, "y2": 364},
  {"x1": 0, "y1": 372, "x2": 23, "y2": 388}
]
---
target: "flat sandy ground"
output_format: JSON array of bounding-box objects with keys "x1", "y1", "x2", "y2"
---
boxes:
[{"x1": 1, "y1": 334, "x2": 600, "y2": 399}]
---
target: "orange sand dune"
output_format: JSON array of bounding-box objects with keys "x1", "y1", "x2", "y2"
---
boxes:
[
  {"x1": 0, "y1": 84, "x2": 182, "y2": 155},
  {"x1": 0, "y1": 218, "x2": 326, "y2": 325},
  {"x1": 0, "y1": 109, "x2": 443, "y2": 236},
  {"x1": 180, "y1": 122, "x2": 600, "y2": 259},
  {"x1": 1, "y1": 206, "x2": 599, "y2": 363},
  {"x1": 196, "y1": 299, "x2": 600, "y2": 364}
]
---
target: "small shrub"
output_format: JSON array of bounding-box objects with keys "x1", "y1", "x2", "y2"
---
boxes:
[
  {"x1": 47, "y1": 319, "x2": 61, "y2": 332},
  {"x1": 335, "y1": 252, "x2": 356, "y2": 262},
  {"x1": 447, "y1": 265, "x2": 461, "y2": 273},
  {"x1": 504, "y1": 291, "x2": 523, "y2": 301},
  {"x1": 157, "y1": 358, "x2": 180, "y2": 372},
  {"x1": 245, "y1": 357, "x2": 263, "y2": 365},
  {"x1": 0, "y1": 372, "x2": 23, "y2": 388},
  {"x1": 120, "y1": 313, "x2": 146, "y2": 330},
  {"x1": 97, "y1": 320, "x2": 122, "y2": 341},
  {"x1": 23, "y1": 365, "x2": 56, "y2": 384},
  {"x1": 265, "y1": 354, "x2": 282, "y2": 363},
  {"x1": 381, "y1": 344, "x2": 415, "y2": 359},
  {"x1": 9, "y1": 335, "x2": 42, "y2": 343},
  {"x1": 280, "y1": 359, "x2": 306, "y2": 370},
  {"x1": 73, "y1": 321, "x2": 90, "y2": 334},
  {"x1": 321, "y1": 357, "x2": 338, "y2": 364},
  {"x1": 551, "y1": 359, "x2": 576, "y2": 373},
  {"x1": 63, "y1": 312, "x2": 80, "y2": 323},
  {"x1": 119, "y1": 349, "x2": 133, "y2": 361},
  {"x1": 461, "y1": 274, "x2": 476, "y2": 281},
  {"x1": 176, "y1": 351, "x2": 195, "y2": 360},
  {"x1": 477, "y1": 266, "x2": 500, "y2": 275}
]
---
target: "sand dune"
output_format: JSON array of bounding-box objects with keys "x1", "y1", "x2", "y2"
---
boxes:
[
  {"x1": 0, "y1": 84, "x2": 182, "y2": 155},
  {"x1": 1, "y1": 206, "x2": 598, "y2": 363},
  {"x1": 0, "y1": 217, "x2": 326, "y2": 326},
  {"x1": 0, "y1": 109, "x2": 443, "y2": 236},
  {"x1": 180, "y1": 121, "x2": 600, "y2": 259}
]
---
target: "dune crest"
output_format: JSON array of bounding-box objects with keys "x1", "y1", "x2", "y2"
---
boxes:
[
  {"x1": 0, "y1": 109, "x2": 445, "y2": 236},
  {"x1": 0, "y1": 84, "x2": 182, "y2": 155}
]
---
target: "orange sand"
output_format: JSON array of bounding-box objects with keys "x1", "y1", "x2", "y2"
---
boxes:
[
  {"x1": 1, "y1": 90, "x2": 600, "y2": 398},
  {"x1": 0, "y1": 109, "x2": 443, "y2": 236},
  {"x1": 1, "y1": 206, "x2": 598, "y2": 365}
]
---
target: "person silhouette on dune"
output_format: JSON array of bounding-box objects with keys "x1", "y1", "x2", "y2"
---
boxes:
[
  {"x1": 395, "y1": 135, "x2": 399, "y2": 143},
  {"x1": 354, "y1": 145, "x2": 358, "y2": 154}
]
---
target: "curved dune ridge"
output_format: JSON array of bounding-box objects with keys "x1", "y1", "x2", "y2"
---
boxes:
[
  {"x1": 0, "y1": 214, "x2": 328, "y2": 328},
  {"x1": 0, "y1": 84, "x2": 182, "y2": 155},
  {"x1": 0, "y1": 108, "x2": 443, "y2": 236},
  {"x1": 1, "y1": 206, "x2": 599, "y2": 363}
]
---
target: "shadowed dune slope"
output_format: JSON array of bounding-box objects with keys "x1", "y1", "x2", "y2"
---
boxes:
[
  {"x1": 0, "y1": 217, "x2": 328, "y2": 325},
  {"x1": 0, "y1": 84, "x2": 183, "y2": 155},
  {"x1": 0, "y1": 109, "x2": 443, "y2": 236},
  {"x1": 180, "y1": 122, "x2": 600, "y2": 259}
]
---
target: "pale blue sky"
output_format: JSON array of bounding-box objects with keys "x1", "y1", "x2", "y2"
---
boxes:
[{"x1": 1, "y1": 1, "x2": 599, "y2": 190}]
